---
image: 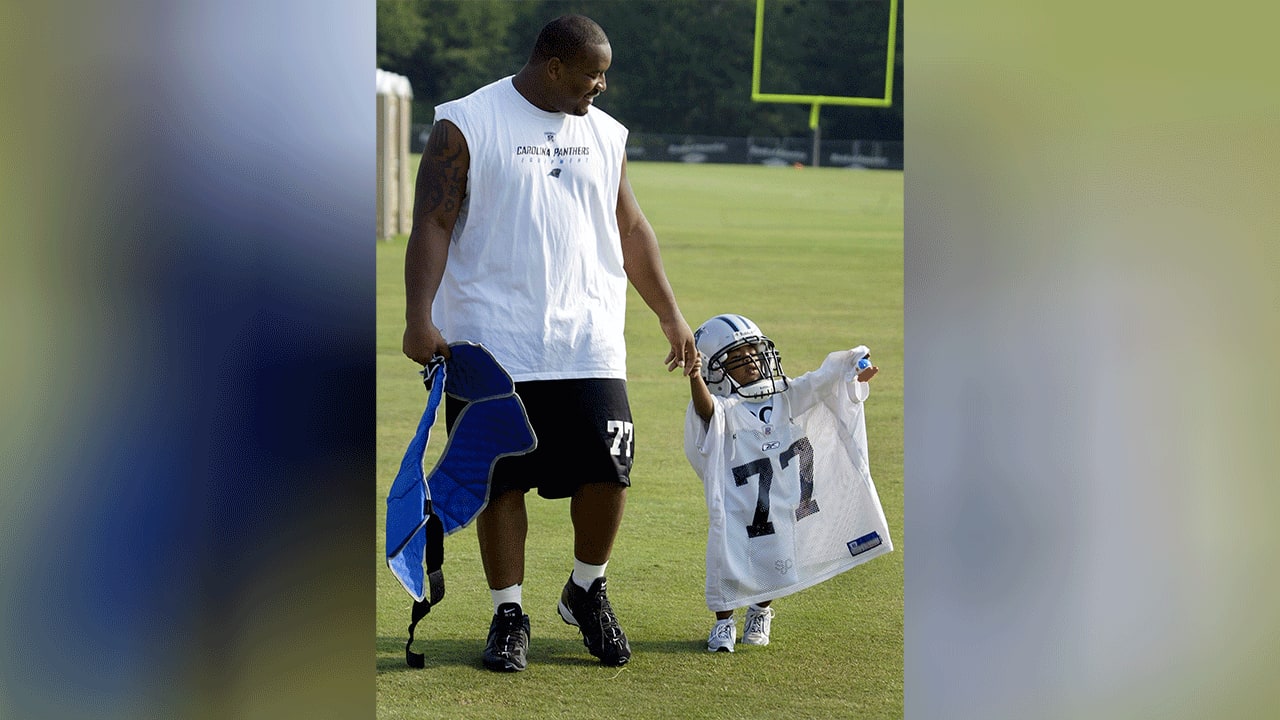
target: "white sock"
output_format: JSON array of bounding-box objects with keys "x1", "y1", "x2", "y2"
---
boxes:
[
  {"x1": 491, "y1": 583, "x2": 522, "y2": 613},
  {"x1": 571, "y1": 559, "x2": 607, "y2": 591}
]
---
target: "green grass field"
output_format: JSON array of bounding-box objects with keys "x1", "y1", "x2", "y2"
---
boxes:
[{"x1": 376, "y1": 161, "x2": 903, "y2": 719}]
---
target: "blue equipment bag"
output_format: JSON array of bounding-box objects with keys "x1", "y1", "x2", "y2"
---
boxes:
[{"x1": 384, "y1": 343, "x2": 536, "y2": 667}]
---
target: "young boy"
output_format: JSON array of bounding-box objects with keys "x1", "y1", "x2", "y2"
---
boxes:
[{"x1": 684, "y1": 314, "x2": 891, "y2": 652}]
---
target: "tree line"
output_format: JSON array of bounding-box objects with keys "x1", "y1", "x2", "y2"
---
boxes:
[{"x1": 377, "y1": 0, "x2": 903, "y2": 142}]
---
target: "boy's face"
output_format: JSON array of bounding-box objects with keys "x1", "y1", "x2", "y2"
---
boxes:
[{"x1": 723, "y1": 344, "x2": 763, "y2": 385}]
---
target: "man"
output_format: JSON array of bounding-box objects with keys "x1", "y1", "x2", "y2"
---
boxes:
[{"x1": 402, "y1": 14, "x2": 696, "y2": 672}]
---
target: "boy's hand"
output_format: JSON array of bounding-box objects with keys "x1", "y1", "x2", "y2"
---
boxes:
[
  {"x1": 848, "y1": 345, "x2": 874, "y2": 382},
  {"x1": 688, "y1": 350, "x2": 715, "y2": 422}
]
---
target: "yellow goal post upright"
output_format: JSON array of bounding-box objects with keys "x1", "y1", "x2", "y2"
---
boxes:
[{"x1": 750, "y1": 0, "x2": 899, "y2": 167}]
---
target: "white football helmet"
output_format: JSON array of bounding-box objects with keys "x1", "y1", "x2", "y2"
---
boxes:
[{"x1": 694, "y1": 314, "x2": 788, "y2": 399}]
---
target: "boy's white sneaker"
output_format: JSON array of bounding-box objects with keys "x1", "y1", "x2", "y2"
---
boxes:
[
  {"x1": 707, "y1": 618, "x2": 736, "y2": 653},
  {"x1": 742, "y1": 606, "x2": 774, "y2": 646}
]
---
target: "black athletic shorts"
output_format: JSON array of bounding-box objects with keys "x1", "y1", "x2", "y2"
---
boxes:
[{"x1": 444, "y1": 378, "x2": 634, "y2": 500}]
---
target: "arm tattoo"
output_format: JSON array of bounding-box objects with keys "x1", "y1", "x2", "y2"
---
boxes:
[{"x1": 416, "y1": 122, "x2": 468, "y2": 219}]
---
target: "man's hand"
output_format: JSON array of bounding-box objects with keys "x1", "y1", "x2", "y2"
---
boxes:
[
  {"x1": 403, "y1": 320, "x2": 451, "y2": 366},
  {"x1": 661, "y1": 317, "x2": 698, "y2": 376}
]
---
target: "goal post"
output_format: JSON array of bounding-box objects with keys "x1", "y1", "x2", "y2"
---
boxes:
[{"x1": 750, "y1": 0, "x2": 899, "y2": 165}]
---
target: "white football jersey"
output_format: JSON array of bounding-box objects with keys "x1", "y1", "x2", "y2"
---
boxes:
[{"x1": 684, "y1": 349, "x2": 893, "y2": 612}]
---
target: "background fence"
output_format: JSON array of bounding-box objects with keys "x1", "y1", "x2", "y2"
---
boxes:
[{"x1": 409, "y1": 125, "x2": 903, "y2": 170}]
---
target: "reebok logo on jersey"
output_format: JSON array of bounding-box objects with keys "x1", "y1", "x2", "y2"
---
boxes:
[
  {"x1": 548, "y1": 168, "x2": 562, "y2": 178},
  {"x1": 762, "y1": 440, "x2": 780, "y2": 452},
  {"x1": 847, "y1": 531, "x2": 883, "y2": 558}
]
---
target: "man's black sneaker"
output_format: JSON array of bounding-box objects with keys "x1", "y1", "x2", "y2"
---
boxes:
[
  {"x1": 556, "y1": 575, "x2": 631, "y2": 666},
  {"x1": 482, "y1": 602, "x2": 530, "y2": 672}
]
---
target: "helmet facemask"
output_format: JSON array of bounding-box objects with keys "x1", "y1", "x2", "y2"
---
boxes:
[{"x1": 705, "y1": 337, "x2": 788, "y2": 400}]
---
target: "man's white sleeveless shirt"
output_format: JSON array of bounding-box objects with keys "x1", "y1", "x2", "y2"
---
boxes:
[{"x1": 432, "y1": 77, "x2": 630, "y2": 381}]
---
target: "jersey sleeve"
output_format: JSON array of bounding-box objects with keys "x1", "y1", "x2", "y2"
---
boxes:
[
  {"x1": 789, "y1": 348, "x2": 873, "y2": 415},
  {"x1": 683, "y1": 397, "x2": 725, "y2": 479},
  {"x1": 841, "y1": 346, "x2": 873, "y2": 407},
  {"x1": 787, "y1": 351, "x2": 843, "y2": 414}
]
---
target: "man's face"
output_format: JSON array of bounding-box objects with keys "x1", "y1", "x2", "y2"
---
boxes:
[{"x1": 552, "y1": 42, "x2": 610, "y2": 115}]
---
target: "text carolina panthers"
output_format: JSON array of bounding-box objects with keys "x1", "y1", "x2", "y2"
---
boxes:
[{"x1": 514, "y1": 145, "x2": 590, "y2": 157}]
